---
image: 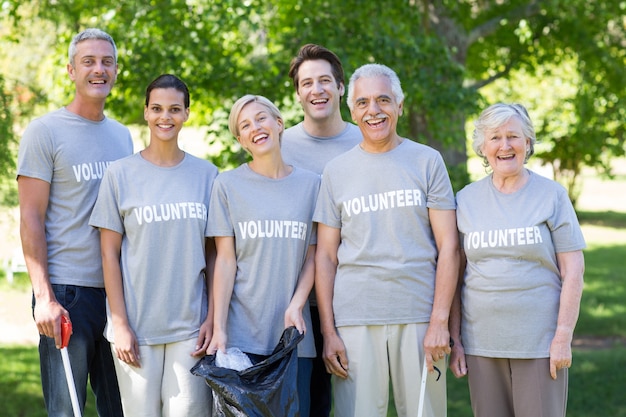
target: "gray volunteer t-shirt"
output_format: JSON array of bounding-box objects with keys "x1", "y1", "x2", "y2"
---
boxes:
[
  {"x1": 456, "y1": 170, "x2": 586, "y2": 358},
  {"x1": 314, "y1": 139, "x2": 456, "y2": 327},
  {"x1": 89, "y1": 152, "x2": 218, "y2": 345},
  {"x1": 208, "y1": 164, "x2": 320, "y2": 357},
  {"x1": 281, "y1": 122, "x2": 361, "y2": 175},
  {"x1": 281, "y1": 121, "x2": 362, "y2": 307},
  {"x1": 17, "y1": 108, "x2": 133, "y2": 287}
]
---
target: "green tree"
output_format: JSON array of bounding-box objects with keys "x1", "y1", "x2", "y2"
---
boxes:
[
  {"x1": 2, "y1": 0, "x2": 624, "y2": 199},
  {"x1": 475, "y1": 1, "x2": 626, "y2": 203},
  {"x1": 0, "y1": 76, "x2": 17, "y2": 205}
]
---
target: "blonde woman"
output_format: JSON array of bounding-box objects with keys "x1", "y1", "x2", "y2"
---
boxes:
[{"x1": 207, "y1": 95, "x2": 319, "y2": 417}]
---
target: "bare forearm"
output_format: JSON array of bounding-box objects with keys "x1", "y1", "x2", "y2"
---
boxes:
[
  {"x1": 18, "y1": 177, "x2": 54, "y2": 301},
  {"x1": 290, "y1": 246, "x2": 315, "y2": 309},
  {"x1": 428, "y1": 209, "x2": 460, "y2": 327},
  {"x1": 20, "y1": 217, "x2": 54, "y2": 301},
  {"x1": 212, "y1": 259, "x2": 236, "y2": 333},
  {"x1": 555, "y1": 251, "x2": 585, "y2": 340},
  {"x1": 102, "y1": 253, "x2": 129, "y2": 328},
  {"x1": 104, "y1": 282, "x2": 128, "y2": 328},
  {"x1": 315, "y1": 257, "x2": 337, "y2": 336},
  {"x1": 315, "y1": 224, "x2": 341, "y2": 338},
  {"x1": 430, "y1": 245, "x2": 460, "y2": 326}
]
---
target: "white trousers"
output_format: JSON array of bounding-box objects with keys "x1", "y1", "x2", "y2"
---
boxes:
[
  {"x1": 111, "y1": 338, "x2": 212, "y2": 417},
  {"x1": 334, "y1": 323, "x2": 447, "y2": 417}
]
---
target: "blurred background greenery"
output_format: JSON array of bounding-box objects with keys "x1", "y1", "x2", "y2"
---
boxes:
[{"x1": 1, "y1": 0, "x2": 625, "y2": 199}]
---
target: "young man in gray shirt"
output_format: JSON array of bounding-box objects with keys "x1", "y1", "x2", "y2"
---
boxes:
[
  {"x1": 17, "y1": 28, "x2": 132, "y2": 416},
  {"x1": 281, "y1": 44, "x2": 361, "y2": 417}
]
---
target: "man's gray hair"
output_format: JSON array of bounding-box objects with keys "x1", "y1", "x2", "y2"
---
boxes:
[
  {"x1": 347, "y1": 63, "x2": 404, "y2": 111},
  {"x1": 68, "y1": 28, "x2": 117, "y2": 66}
]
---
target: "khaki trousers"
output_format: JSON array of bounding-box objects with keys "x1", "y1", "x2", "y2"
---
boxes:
[
  {"x1": 333, "y1": 323, "x2": 447, "y2": 417},
  {"x1": 112, "y1": 338, "x2": 212, "y2": 417}
]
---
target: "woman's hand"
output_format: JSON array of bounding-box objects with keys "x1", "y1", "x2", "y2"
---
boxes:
[
  {"x1": 114, "y1": 324, "x2": 141, "y2": 367},
  {"x1": 448, "y1": 338, "x2": 468, "y2": 378},
  {"x1": 284, "y1": 303, "x2": 306, "y2": 334},
  {"x1": 192, "y1": 318, "x2": 213, "y2": 357},
  {"x1": 207, "y1": 329, "x2": 227, "y2": 356},
  {"x1": 549, "y1": 332, "x2": 573, "y2": 380}
]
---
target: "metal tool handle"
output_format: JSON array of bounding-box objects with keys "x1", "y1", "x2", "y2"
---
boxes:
[{"x1": 417, "y1": 356, "x2": 428, "y2": 417}]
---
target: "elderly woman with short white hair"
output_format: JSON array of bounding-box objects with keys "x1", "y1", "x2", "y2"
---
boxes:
[{"x1": 450, "y1": 102, "x2": 586, "y2": 417}]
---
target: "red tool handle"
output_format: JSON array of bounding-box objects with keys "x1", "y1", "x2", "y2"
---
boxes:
[{"x1": 61, "y1": 316, "x2": 72, "y2": 349}]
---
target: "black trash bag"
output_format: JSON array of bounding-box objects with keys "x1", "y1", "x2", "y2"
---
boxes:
[{"x1": 191, "y1": 326, "x2": 304, "y2": 417}]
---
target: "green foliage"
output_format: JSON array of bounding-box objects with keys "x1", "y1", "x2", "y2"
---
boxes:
[
  {"x1": 467, "y1": 0, "x2": 626, "y2": 203},
  {"x1": 534, "y1": 1, "x2": 626, "y2": 205},
  {"x1": 0, "y1": 271, "x2": 30, "y2": 292},
  {"x1": 576, "y1": 242, "x2": 626, "y2": 337},
  {"x1": 203, "y1": 107, "x2": 250, "y2": 171},
  {"x1": 1, "y1": 0, "x2": 624, "y2": 195},
  {"x1": 273, "y1": 1, "x2": 476, "y2": 134},
  {"x1": 0, "y1": 76, "x2": 15, "y2": 168},
  {"x1": 0, "y1": 76, "x2": 18, "y2": 205}
]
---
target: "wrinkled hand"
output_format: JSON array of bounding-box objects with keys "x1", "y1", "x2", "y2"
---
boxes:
[
  {"x1": 448, "y1": 339, "x2": 467, "y2": 378},
  {"x1": 114, "y1": 324, "x2": 141, "y2": 367},
  {"x1": 192, "y1": 319, "x2": 213, "y2": 357},
  {"x1": 33, "y1": 300, "x2": 68, "y2": 348},
  {"x1": 322, "y1": 332, "x2": 349, "y2": 379},
  {"x1": 423, "y1": 323, "x2": 452, "y2": 373},
  {"x1": 549, "y1": 335, "x2": 573, "y2": 380}
]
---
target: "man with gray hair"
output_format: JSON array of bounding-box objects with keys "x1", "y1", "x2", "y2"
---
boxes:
[
  {"x1": 17, "y1": 28, "x2": 131, "y2": 416},
  {"x1": 314, "y1": 63, "x2": 459, "y2": 416}
]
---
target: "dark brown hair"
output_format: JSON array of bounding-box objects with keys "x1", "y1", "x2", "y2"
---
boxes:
[{"x1": 288, "y1": 44, "x2": 345, "y2": 92}]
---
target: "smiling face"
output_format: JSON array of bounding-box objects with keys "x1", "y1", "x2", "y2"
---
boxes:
[
  {"x1": 67, "y1": 39, "x2": 117, "y2": 102},
  {"x1": 350, "y1": 75, "x2": 403, "y2": 151},
  {"x1": 236, "y1": 102, "x2": 284, "y2": 157},
  {"x1": 295, "y1": 59, "x2": 344, "y2": 123},
  {"x1": 144, "y1": 87, "x2": 189, "y2": 143},
  {"x1": 481, "y1": 116, "x2": 530, "y2": 179}
]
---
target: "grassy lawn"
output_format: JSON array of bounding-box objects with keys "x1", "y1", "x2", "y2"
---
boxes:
[
  {"x1": 2, "y1": 186, "x2": 625, "y2": 415},
  {"x1": 0, "y1": 345, "x2": 98, "y2": 417}
]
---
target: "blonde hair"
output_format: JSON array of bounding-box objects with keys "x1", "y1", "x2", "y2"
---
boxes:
[{"x1": 228, "y1": 95, "x2": 283, "y2": 139}]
